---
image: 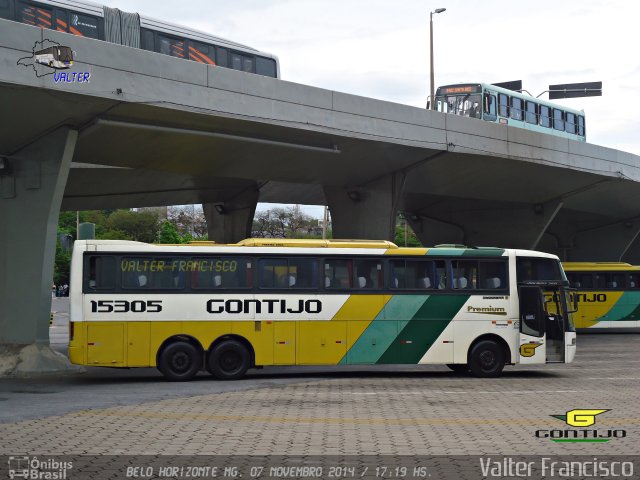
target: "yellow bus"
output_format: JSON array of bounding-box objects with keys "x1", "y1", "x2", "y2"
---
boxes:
[
  {"x1": 563, "y1": 262, "x2": 640, "y2": 329},
  {"x1": 69, "y1": 239, "x2": 577, "y2": 380}
]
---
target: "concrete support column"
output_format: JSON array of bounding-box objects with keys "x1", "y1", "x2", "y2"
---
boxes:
[
  {"x1": 0, "y1": 128, "x2": 79, "y2": 375},
  {"x1": 324, "y1": 174, "x2": 404, "y2": 241},
  {"x1": 202, "y1": 185, "x2": 259, "y2": 243}
]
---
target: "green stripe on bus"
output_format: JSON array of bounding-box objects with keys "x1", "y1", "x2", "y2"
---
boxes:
[
  {"x1": 609, "y1": 291, "x2": 640, "y2": 321},
  {"x1": 376, "y1": 295, "x2": 469, "y2": 364},
  {"x1": 341, "y1": 295, "x2": 430, "y2": 365}
]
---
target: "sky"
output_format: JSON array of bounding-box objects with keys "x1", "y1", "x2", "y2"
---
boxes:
[{"x1": 101, "y1": 0, "x2": 640, "y2": 217}]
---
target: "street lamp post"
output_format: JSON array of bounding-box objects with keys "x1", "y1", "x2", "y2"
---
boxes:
[{"x1": 429, "y1": 8, "x2": 446, "y2": 110}]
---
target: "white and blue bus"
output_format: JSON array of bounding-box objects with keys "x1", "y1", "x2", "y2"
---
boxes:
[
  {"x1": 1, "y1": 0, "x2": 279, "y2": 78},
  {"x1": 435, "y1": 83, "x2": 586, "y2": 142}
]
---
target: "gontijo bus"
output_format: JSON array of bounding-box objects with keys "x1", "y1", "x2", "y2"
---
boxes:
[
  {"x1": 69, "y1": 239, "x2": 577, "y2": 381},
  {"x1": 563, "y1": 262, "x2": 640, "y2": 329},
  {"x1": 435, "y1": 83, "x2": 586, "y2": 142}
]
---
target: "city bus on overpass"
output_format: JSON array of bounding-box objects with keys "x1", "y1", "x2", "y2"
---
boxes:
[
  {"x1": 69, "y1": 239, "x2": 577, "y2": 381},
  {"x1": 563, "y1": 262, "x2": 640, "y2": 329}
]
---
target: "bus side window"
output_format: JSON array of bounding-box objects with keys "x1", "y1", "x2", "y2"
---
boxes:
[
  {"x1": 553, "y1": 109, "x2": 565, "y2": 131},
  {"x1": 140, "y1": 28, "x2": 154, "y2": 51},
  {"x1": 510, "y1": 97, "x2": 523, "y2": 121},
  {"x1": 565, "y1": 112, "x2": 576, "y2": 134},
  {"x1": 483, "y1": 93, "x2": 496, "y2": 121},
  {"x1": 158, "y1": 34, "x2": 185, "y2": 58},
  {"x1": 539, "y1": 105, "x2": 551, "y2": 128},
  {"x1": 55, "y1": 9, "x2": 67, "y2": 32},
  {"x1": 88, "y1": 256, "x2": 116, "y2": 290},
  {"x1": 628, "y1": 274, "x2": 639, "y2": 289},
  {"x1": 216, "y1": 47, "x2": 228, "y2": 68},
  {"x1": 256, "y1": 57, "x2": 277, "y2": 77},
  {"x1": 479, "y1": 261, "x2": 507, "y2": 290},
  {"x1": 189, "y1": 41, "x2": 216, "y2": 65},
  {"x1": 68, "y1": 12, "x2": 100, "y2": 39},
  {"x1": 525, "y1": 101, "x2": 537, "y2": 124},
  {"x1": 18, "y1": 2, "x2": 53, "y2": 29},
  {"x1": 577, "y1": 115, "x2": 585, "y2": 137},
  {"x1": 498, "y1": 93, "x2": 509, "y2": 117},
  {"x1": 0, "y1": 0, "x2": 12, "y2": 20}
]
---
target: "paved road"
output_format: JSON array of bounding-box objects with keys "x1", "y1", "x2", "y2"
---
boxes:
[{"x1": 0, "y1": 299, "x2": 638, "y2": 456}]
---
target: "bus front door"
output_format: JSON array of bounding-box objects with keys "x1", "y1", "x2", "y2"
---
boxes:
[
  {"x1": 518, "y1": 286, "x2": 546, "y2": 364},
  {"x1": 543, "y1": 288, "x2": 566, "y2": 363}
]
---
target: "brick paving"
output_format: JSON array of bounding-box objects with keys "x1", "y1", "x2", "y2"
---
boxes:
[{"x1": 1, "y1": 334, "x2": 639, "y2": 455}]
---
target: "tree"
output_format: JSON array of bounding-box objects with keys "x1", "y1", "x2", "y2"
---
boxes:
[
  {"x1": 107, "y1": 209, "x2": 160, "y2": 243},
  {"x1": 168, "y1": 206, "x2": 207, "y2": 238},
  {"x1": 395, "y1": 216, "x2": 422, "y2": 247},
  {"x1": 53, "y1": 240, "x2": 71, "y2": 285},
  {"x1": 252, "y1": 207, "x2": 322, "y2": 238},
  {"x1": 158, "y1": 220, "x2": 182, "y2": 244}
]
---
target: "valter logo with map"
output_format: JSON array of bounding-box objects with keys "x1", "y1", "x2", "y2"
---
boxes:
[{"x1": 17, "y1": 39, "x2": 90, "y2": 83}]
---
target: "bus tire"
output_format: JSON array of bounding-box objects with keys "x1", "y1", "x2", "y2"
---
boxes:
[
  {"x1": 158, "y1": 341, "x2": 202, "y2": 381},
  {"x1": 207, "y1": 340, "x2": 250, "y2": 380},
  {"x1": 446, "y1": 363, "x2": 469, "y2": 375},
  {"x1": 469, "y1": 340, "x2": 504, "y2": 378}
]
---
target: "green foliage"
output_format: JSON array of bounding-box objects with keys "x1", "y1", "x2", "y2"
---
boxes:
[
  {"x1": 53, "y1": 240, "x2": 71, "y2": 285},
  {"x1": 395, "y1": 221, "x2": 422, "y2": 247},
  {"x1": 107, "y1": 210, "x2": 160, "y2": 243},
  {"x1": 158, "y1": 221, "x2": 182, "y2": 244}
]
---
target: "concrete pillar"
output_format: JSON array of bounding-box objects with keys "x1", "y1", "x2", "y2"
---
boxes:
[
  {"x1": 0, "y1": 128, "x2": 79, "y2": 375},
  {"x1": 202, "y1": 185, "x2": 259, "y2": 243},
  {"x1": 324, "y1": 174, "x2": 404, "y2": 241}
]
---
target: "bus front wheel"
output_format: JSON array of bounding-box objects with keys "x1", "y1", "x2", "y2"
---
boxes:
[
  {"x1": 207, "y1": 340, "x2": 250, "y2": 380},
  {"x1": 158, "y1": 341, "x2": 202, "y2": 381},
  {"x1": 469, "y1": 340, "x2": 504, "y2": 378}
]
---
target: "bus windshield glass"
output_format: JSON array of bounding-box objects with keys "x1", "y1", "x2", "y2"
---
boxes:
[
  {"x1": 57, "y1": 47, "x2": 73, "y2": 62},
  {"x1": 437, "y1": 93, "x2": 482, "y2": 118}
]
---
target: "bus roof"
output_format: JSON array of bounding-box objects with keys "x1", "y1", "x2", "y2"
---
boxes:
[
  {"x1": 562, "y1": 262, "x2": 640, "y2": 272},
  {"x1": 74, "y1": 239, "x2": 559, "y2": 259}
]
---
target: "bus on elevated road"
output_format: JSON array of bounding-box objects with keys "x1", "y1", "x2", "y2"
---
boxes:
[
  {"x1": 435, "y1": 82, "x2": 586, "y2": 142},
  {"x1": 69, "y1": 239, "x2": 577, "y2": 381}
]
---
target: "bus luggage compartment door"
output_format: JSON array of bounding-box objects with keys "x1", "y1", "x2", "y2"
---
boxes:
[{"x1": 86, "y1": 323, "x2": 125, "y2": 365}]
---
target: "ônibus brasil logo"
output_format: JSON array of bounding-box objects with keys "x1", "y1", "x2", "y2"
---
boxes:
[{"x1": 535, "y1": 409, "x2": 626, "y2": 443}]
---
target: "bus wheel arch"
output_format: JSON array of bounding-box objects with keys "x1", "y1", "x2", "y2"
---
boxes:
[
  {"x1": 156, "y1": 335, "x2": 204, "y2": 382},
  {"x1": 467, "y1": 334, "x2": 510, "y2": 378},
  {"x1": 206, "y1": 335, "x2": 254, "y2": 380}
]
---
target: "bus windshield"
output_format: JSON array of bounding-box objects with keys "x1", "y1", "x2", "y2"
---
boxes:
[
  {"x1": 57, "y1": 47, "x2": 73, "y2": 63},
  {"x1": 437, "y1": 93, "x2": 482, "y2": 118}
]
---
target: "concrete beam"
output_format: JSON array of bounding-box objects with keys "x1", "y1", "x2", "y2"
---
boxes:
[
  {"x1": 324, "y1": 174, "x2": 404, "y2": 241},
  {"x1": 0, "y1": 127, "x2": 79, "y2": 374},
  {"x1": 202, "y1": 185, "x2": 259, "y2": 243},
  {"x1": 406, "y1": 200, "x2": 564, "y2": 250},
  {"x1": 571, "y1": 219, "x2": 640, "y2": 262}
]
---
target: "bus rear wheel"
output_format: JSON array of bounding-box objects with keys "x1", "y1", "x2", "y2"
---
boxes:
[
  {"x1": 158, "y1": 341, "x2": 202, "y2": 381},
  {"x1": 469, "y1": 340, "x2": 504, "y2": 378},
  {"x1": 207, "y1": 340, "x2": 250, "y2": 380},
  {"x1": 446, "y1": 364, "x2": 469, "y2": 375}
]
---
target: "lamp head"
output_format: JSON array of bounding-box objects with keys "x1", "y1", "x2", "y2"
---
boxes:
[{"x1": 434, "y1": 8, "x2": 446, "y2": 14}]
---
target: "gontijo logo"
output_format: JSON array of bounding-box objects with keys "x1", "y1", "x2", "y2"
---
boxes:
[
  {"x1": 554, "y1": 409, "x2": 608, "y2": 427},
  {"x1": 519, "y1": 342, "x2": 542, "y2": 357},
  {"x1": 535, "y1": 409, "x2": 626, "y2": 442}
]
